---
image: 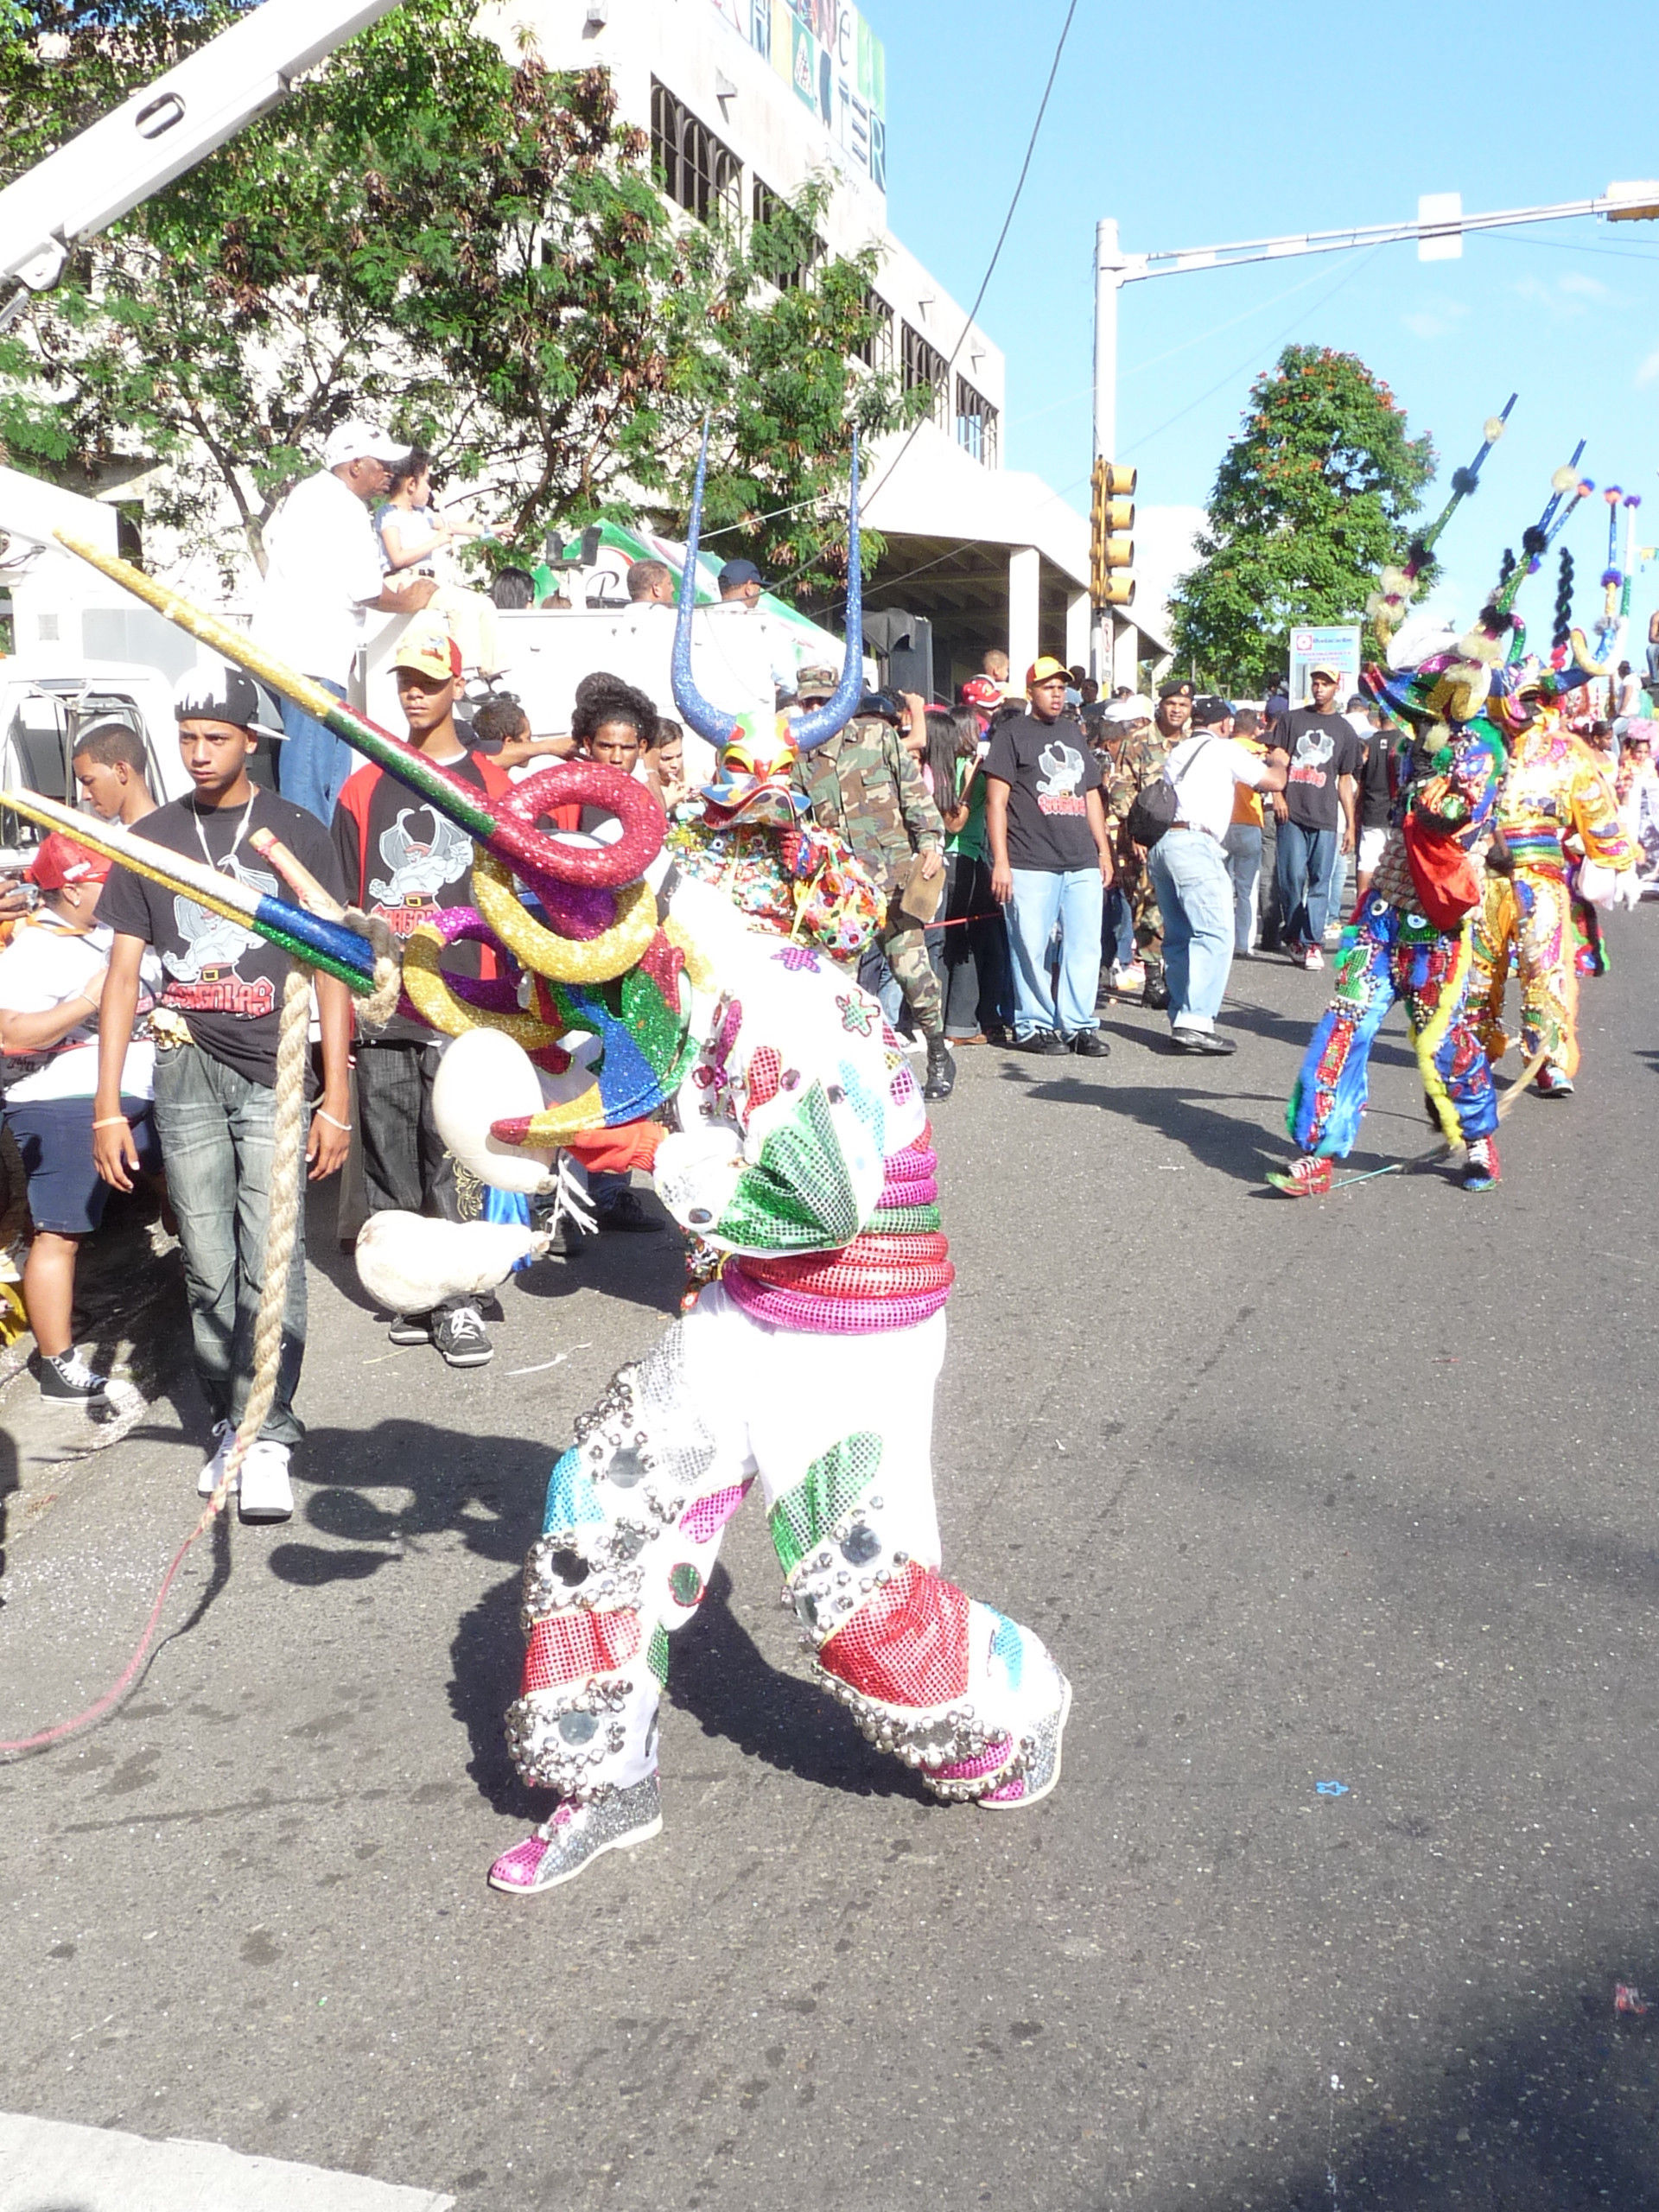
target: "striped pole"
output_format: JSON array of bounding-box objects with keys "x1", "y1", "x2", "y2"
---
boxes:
[{"x1": 0, "y1": 791, "x2": 380, "y2": 994}]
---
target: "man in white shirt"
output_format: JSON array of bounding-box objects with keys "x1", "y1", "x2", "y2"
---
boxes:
[
  {"x1": 252, "y1": 419, "x2": 439, "y2": 823},
  {"x1": 1147, "y1": 697, "x2": 1288, "y2": 1053}
]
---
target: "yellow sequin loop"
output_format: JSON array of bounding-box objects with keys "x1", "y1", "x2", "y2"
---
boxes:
[
  {"x1": 471, "y1": 849, "x2": 657, "y2": 984},
  {"x1": 402, "y1": 926, "x2": 565, "y2": 1052}
]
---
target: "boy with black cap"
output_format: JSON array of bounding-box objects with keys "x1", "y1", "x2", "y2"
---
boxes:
[
  {"x1": 333, "y1": 622, "x2": 514, "y2": 1364},
  {"x1": 92, "y1": 665, "x2": 353, "y2": 1522}
]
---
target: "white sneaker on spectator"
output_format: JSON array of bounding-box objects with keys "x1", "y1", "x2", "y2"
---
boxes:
[
  {"x1": 1304, "y1": 946, "x2": 1325, "y2": 970},
  {"x1": 238, "y1": 1439, "x2": 294, "y2": 1522},
  {"x1": 197, "y1": 1418, "x2": 238, "y2": 1497}
]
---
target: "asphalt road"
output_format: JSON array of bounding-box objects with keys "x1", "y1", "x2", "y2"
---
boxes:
[{"x1": 3, "y1": 919, "x2": 1659, "y2": 2212}]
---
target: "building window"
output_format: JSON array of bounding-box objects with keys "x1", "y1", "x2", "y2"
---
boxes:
[
  {"x1": 900, "y1": 321, "x2": 949, "y2": 432},
  {"x1": 955, "y1": 377, "x2": 999, "y2": 467},
  {"x1": 851, "y1": 289, "x2": 893, "y2": 373},
  {"x1": 651, "y1": 79, "x2": 740, "y2": 225},
  {"x1": 751, "y1": 177, "x2": 823, "y2": 289}
]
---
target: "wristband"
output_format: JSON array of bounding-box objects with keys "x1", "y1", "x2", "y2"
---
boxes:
[
  {"x1": 314, "y1": 1108, "x2": 352, "y2": 1132},
  {"x1": 91, "y1": 1115, "x2": 128, "y2": 1129}
]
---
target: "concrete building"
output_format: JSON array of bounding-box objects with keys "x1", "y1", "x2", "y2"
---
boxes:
[{"x1": 482, "y1": 0, "x2": 1166, "y2": 694}]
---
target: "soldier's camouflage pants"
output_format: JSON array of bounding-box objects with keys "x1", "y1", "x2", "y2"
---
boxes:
[{"x1": 860, "y1": 901, "x2": 944, "y2": 1039}]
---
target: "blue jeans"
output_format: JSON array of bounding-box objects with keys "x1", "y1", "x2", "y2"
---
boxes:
[
  {"x1": 1004, "y1": 867, "x2": 1104, "y2": 1039},
  {"x1": 151, "y1": 1042, "x2": 307, "y2": 1445},
  {"x1": 277, "y1": 677, "x2": 351, "y2": 824},
  {"x1": 1221, "y1": 823, "x2": 1262, "y2": 954},
  {"x1": 1275, "y1": 820, "x2": 1338, "y2": 950},
  {"x1": 1103, "y1": 882, "x2": 1135, "y2": 967},
  {"x1": 1147, "y1": 827, "x2": 1235, "y2": 1033}
]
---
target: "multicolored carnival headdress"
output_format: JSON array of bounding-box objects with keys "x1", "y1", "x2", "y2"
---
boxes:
[
  {"x1": 671, "y1": 426, "x2": 864, "y2": 824},
  {"x1": 1366, "y1": 396, "x2": 1515, "y2": 649}
]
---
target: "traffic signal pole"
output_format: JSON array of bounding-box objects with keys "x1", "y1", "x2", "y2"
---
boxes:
[
  {"x1": 1090, "y1": 181, "x2": 1659, "y2": 689},
  {"x1": 1091, "y1": 217, "x2": 1126, "y2": 688}
]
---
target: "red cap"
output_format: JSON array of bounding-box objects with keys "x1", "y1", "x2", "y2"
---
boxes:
[
  {"x1": 960, "y1": 677, "x2": 1003, "y2": 709},
  {"x1": 27, "y1": 834, "x2": 112, "y2": 892}
]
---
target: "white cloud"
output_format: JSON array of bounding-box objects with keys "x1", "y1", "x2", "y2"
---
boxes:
[
  {"x1": 1559, "y1": 270, "x2": 1613, "y2": 302},
  {"x1": 1636, "y1": 347, "x2": 1659, "y2": 388},
  {"x1": 1403, "y1": 302, "x2": 1470, "y2": 340}
]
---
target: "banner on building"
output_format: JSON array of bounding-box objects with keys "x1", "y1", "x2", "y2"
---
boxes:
[{"x1": 709, "y1": 0, "x2": 887, "y2": 194}]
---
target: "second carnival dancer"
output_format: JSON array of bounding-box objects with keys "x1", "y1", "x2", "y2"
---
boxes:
[
  {"x1": 474, "y1": 448, "x2": 1071, "y2": 1896},
  {"x1": 1468, "y1": 660, "x2": 1635, "y2": 1099},
  {"x1": 1269, "y1": 621, "x2": 1509, "y2": 1198}
]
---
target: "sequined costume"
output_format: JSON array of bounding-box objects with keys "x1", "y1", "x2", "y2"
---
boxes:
[
  {"x1": 664, "y1": 812, "x2": 882, "y2": 966},
  {"x1": 1283, "y1": 714, "x2": 1503, "y2": 1169},
  {"x1": 1468, "y1": 709, "x2": 1634, "y2": 1085},
  {"x1": 487, "y1": 883, "x2": 1070, "y2": 1894}
]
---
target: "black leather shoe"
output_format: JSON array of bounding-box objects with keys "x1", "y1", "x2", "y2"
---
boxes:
[
  {"x1": 922, "y1": 1036, "x2": 957, "y2": 1101},
  {"x1": 1172, "y1": 1028, "x2": 1236, "y2": 1055},
  {"x1": 1067, "y1": 1030, "x2": 1111, "y2": 1058},
  {"x1": 1018, "y1": 1031, "x2": 1069, "y2": 1057},
  {"x1": 1142, "y1": 969, "x2": 1171, "y2": 1011}
]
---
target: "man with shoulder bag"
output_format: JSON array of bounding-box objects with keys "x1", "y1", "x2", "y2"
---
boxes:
[{"x1": 1142, "y1": 696, "x2": 1287, "y2": 1053}]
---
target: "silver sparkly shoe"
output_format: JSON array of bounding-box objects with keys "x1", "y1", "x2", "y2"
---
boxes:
[
  {"x1": 486, "y1": 1775, "x2": 663, "y2": 1896},
  {"x1": 978, "y1": 1669, "x2": 1071, "y2": 1812}
]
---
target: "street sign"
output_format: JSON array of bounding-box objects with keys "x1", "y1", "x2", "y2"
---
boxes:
[{"x1": 1288, "y1": 624, "x2": 1362, "y2": 706}]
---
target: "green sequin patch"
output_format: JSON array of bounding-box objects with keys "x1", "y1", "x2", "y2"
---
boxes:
[
  {"x1": 715, "y1": 1082, "x2": 862, "y2": 1251},
  {"x1": 869, "y1": 1203, "x2": 943, "y2": 1233},
  {"x1": 769, "y1": 1432, "x2": 883, "y2": 1579},
  {"x1": 647, "y1": 1622, "x2": 671, "y2": 1686}
]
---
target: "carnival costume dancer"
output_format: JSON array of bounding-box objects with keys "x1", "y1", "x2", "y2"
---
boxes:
[
  {"x1": 34, "y1": 460, "x2": 1070, "y2": 1904},
  {"x1": 1271, "y1": 632, "x2": 1508, "y2": 1197},
  {"x1": 479, "y1": 444, "x2": 1069, "y2": 1896},
  {"x1": 1469, "y1": 671, "x2": 1635, "y2": 1097}
]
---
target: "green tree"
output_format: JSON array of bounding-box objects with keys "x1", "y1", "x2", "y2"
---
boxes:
[
  {"x1": 0, "y1": 0, "x2": 917, "y2": 594},
  {"x1": 1169, "y1": 345, "x2": 1436, "y2": 695}
]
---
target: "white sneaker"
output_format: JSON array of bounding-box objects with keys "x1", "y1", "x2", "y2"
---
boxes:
[
  {"x1": 197, "y1": 1419, "x2": 237, "y2": 1498},
  {"x1": 237, "y1": 1439, "x2": 294, "y2": 1522}
]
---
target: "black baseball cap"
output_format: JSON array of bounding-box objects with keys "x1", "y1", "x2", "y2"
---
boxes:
[
  {"x1": 1158, "y1": 677, "x2": 1195, "y2": 701},
  {"x1": 717, "y1": 558, "x2": 767, "y2": 592},
  {"x1": 1192, "y1": 695, "x2": 1234, "y2": 726}
]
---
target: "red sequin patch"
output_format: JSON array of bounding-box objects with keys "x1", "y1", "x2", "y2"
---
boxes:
[
  {"x1": 746, "y1": 1045, "x2": 782, "y2": 1110},
  {"x1": 819, "y1": 1560, "x2": 971, "y2": 1707},
  {"x1": 524, "y1": 1607, "x2": 640, "y2": 1691}
]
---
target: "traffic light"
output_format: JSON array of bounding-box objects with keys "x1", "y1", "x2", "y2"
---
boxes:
[{"x1": 1090, "y1": 459, "x2": 1136, "y2": 607}]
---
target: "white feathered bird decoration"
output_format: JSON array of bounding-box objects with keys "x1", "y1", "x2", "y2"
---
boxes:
[{"x1": 355, "y1": 1211, "x2": 548, "y2": 1315}]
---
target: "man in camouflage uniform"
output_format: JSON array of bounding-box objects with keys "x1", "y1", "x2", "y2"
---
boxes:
[
  {"x1": 791, "y1": 675, "x2": 954, "y2": 1101},
  {"x1": 1104, "y1": 677, "x2": 1194, "y2": 1009}
]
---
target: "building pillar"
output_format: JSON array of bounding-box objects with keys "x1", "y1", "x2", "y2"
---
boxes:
[
  {"x1": 1007, "y1": 546, "x2": 1039, "y2": 687},
  {"x1": 1065, "y1": 588, "x2": 1090, "y2": 676}
]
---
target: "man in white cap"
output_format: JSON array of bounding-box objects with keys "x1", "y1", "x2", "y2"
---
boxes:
[{"x1": 253, "y1": 420, "x2": 440, "y2": 823}]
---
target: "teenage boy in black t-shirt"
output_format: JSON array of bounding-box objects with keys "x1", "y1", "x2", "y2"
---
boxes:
[
  {"x1": 332, "y1": 624, "x2": 512, "y2": 1368},
  {"x1": 1272, "y1": 664, "x2": 1361, "y2": 969},
  {"x1": 94, "y1": 665, "x2": 353, "y2": 1522},
  {"x1": 983, "y1": 656, "x2": 1116, "y2": 1057}
]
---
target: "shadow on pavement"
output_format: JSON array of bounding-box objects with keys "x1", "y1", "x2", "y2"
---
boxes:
[
  {"x1": 1128, "y1": 1976, "x2": 1659, "y2": 2212},
  {"x1": 667, "y1": 1565, "x2": 927, "y2": 1802}
]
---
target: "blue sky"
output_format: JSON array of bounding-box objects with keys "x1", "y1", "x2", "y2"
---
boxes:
[{"x1": 876, "y1": 0, "x2": 1659, "y2": 632}]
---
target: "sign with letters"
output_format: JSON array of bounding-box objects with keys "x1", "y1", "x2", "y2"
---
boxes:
[
  {"x1": 710, "y1": 0, "x2": 887, "y2": 194},
  {"x1": 1288, "y1": 624, "x2": 1362, "y2": 708}
]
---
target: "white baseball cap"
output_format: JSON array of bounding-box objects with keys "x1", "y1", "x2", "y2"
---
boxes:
[{"x1": 323, "y1": 418, "x2": 408, "y2": 469}]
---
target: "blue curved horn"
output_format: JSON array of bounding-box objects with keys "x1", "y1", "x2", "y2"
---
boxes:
[
  {"x1": 791, "y1": 433, "x2": 863, "y2": 754},
  {"x1": 671, "y1": 424, "x2": 740, "y2": 748}
]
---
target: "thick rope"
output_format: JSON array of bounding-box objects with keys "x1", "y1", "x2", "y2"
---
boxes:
[
  {"x1": 344, "y1": 906, "x2": 402, "y2": 1033},
  {"x1": 1, "y1": 962, "x2": 315, "y2": 1758}
]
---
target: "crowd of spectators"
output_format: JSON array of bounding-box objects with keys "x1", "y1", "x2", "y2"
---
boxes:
[{"x1": 10, "y1": 418, "x2": 1659, "y2": 1523}]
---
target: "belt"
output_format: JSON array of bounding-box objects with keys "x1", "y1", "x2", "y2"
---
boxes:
[{"x1": 1171, "y1": 820, "x2": 1221, "y2": 843}]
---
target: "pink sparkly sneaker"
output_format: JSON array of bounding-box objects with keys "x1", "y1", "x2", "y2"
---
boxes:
[
  {"x1": 1266, "y1": 1155, "x2": 1334, "y2": 1198},
  {"x1": 978, "y1": 1669, "x2": 1071, "y2": 1812},
  {"x1": 486, "y1": 1776, "x2": 662, "y2": 1896}
]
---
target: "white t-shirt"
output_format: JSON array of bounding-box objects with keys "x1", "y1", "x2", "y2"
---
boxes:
[
  {"x1": 0, "y1": 914, "x2": 156, "y2": 1104},
  {"x1": 253, "y1": 469, "x2": 385, "y2": 688},
  {"x1": 1166, "y1": 733, "x2": 1268, "y2": 842}
]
